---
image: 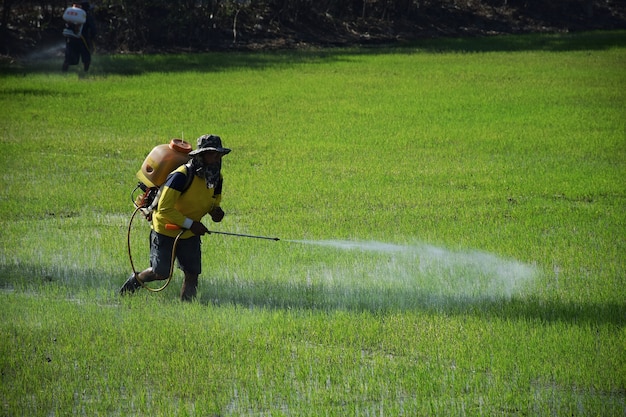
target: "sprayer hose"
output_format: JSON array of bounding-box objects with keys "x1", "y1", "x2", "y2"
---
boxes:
[{"x1": 127, "y1": 206, "x2": 183, "y2": 293}]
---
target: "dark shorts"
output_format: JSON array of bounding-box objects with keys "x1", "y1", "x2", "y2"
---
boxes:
[
  {"x1": 64, "y1": 37, "x2": 91, "y2": 65},
  {"x1": 149, "y1": 230, "x2": 202, "y2": 278}
]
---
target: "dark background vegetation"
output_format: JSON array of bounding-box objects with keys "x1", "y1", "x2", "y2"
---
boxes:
[{"x1": 1, "y1": 0, "x2": 626, "y2": 56}]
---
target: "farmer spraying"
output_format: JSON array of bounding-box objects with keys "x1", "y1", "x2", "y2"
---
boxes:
[
  {"x1": 62, "y1": 1, "x2": 96, "y2": 72},
  {"x1": 120, "y1": 134, "x2": 231, "y2": 301}
]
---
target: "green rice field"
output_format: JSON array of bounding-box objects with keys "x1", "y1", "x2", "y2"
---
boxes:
[{"x1": 0, "y1": 31, "x2": 625, "y2": 416}]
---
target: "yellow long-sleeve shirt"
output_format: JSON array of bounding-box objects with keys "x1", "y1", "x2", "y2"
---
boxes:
[{"x1": 152, "y1": 165, "x2": 223, "y2": 239}]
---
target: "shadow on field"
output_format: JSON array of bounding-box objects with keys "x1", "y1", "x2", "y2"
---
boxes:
[
  {"x1": 1, "y1": 263, "x2": 623, "y2": 326},
  {"x1": 403, "y1": 30, "x2": 626, "y2": 53},
  {"x1": 2, "y1": 31, "x2": 624, "y2": 76},
  {"x1": 198, "y1": 279, "x2": 626, "y2": 327},
  {"x1": 0, "y1": 88, "x2": 81, "y2": 97}
]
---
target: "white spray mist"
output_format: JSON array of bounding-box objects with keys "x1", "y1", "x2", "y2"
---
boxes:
[{"x1": 286, "y1": 239, "x2": 536, "y2": 306}]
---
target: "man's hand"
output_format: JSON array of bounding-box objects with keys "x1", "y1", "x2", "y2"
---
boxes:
[
  {"x1": 190, "y1": 221, "x2": 209, "y2": 236},
  {"x1": 210, "y1": 207, "x2": 225, "y2": 223}
]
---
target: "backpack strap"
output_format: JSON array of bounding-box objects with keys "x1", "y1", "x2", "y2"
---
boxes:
[
  {"x1": 144, "y1": 165, "x2": 194, "y2": 219},
  {"x1": 182, "y1": 163, "x2": 194, "y2": 193}
]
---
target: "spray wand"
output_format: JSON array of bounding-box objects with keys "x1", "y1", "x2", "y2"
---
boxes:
[{"x1": 165, "y1": 224, "x2": 280, "y2": 241}]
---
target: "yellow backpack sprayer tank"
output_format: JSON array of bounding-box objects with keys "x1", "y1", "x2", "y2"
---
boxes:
[
  {"x1": 136, "y1": 138, "x2": 192, "y2": 188},
  {"x1": 132, "y1": 139, "x2": 192, "y2": 219}
]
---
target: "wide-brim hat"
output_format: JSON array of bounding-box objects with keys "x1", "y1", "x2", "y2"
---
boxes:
[{"x1": 189, "y1": 134, "x2": 231, "y2": 156}]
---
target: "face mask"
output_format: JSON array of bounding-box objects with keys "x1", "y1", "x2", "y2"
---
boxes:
[{"x1": 191, "y1": 156, "x2": 221, "y2": 189}]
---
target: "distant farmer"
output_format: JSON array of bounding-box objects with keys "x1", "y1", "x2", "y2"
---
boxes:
[
  {"x1": 62, "y1": 1, "x2": 97, "y2": 72},
  {"x1": 120, "y1": 134, "x2": 231, "y2": 301}
]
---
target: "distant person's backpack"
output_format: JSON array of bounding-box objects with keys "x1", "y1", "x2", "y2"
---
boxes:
[{"x1": 62, "y1": 6, "x2": 86, "y2": 38}]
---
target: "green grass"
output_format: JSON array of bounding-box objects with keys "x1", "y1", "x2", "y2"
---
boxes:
[{"x1": 1, "y1": 31, "x2": 625, "y2": 416}]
